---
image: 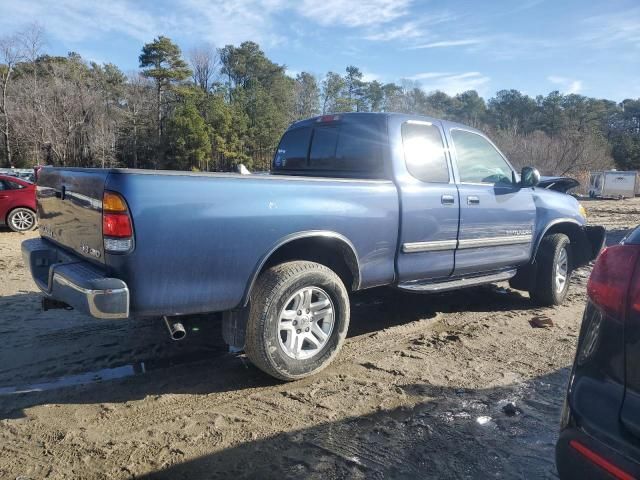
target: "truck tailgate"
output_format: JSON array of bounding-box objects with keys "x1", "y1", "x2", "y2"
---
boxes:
[{"x1": 37, "y1": 167, "x2": 108, "y2": 264}]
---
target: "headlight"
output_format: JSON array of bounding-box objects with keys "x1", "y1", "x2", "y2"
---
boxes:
[{"x1": 579, "y1": 203, "x2": 587, "y2": 219}]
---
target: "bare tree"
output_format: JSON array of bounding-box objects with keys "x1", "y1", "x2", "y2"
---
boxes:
[
  {"x1": 188, "y1": 44, "x2": 219, "y2": 92},
  {"x1": 0, "y1": 33, "x2": 24, "y2": 167},
  {"x1": 18, "y1": 23, "x2": 45, "y2": 165},
  {"x1": 122, "y1": 73, "x2": 155, "y2": 168},
  {"x1": 492, "y1": 128, "x2": 613, "y2": 177}
]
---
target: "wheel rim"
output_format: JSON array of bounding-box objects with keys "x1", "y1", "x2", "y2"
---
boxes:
[
  {"x1": 11, "y1": 210, "x2": 34, "y2": 231},
  {"x1": 555, "y1": 247, "x2": 569, "y2": 294},
  {"x1": 277, "y1": 286, "x2": 335, "y2": 360}
]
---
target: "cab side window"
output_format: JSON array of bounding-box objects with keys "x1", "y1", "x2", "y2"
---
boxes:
[
  {"x1": 401, "y1": 122, "x2": 449, "y2": 183},
  {"x1": 452, "y1": 130, "x2": 513, "y2": 185}
]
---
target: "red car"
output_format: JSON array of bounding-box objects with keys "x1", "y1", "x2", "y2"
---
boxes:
[{"x1": 0, "y1": 174, "x2": 37, "y2": 232}]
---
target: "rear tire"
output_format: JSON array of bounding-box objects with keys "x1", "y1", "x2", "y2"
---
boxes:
[
  {"x1": 245, "y1": 261, "x2": 350, "y2": 381},
  {"x1": 529, "y1": 233, "x2": 572, "y2": 306},
  {"x1": 7, "y1": 208, "x2": 37, "y2": 232}
]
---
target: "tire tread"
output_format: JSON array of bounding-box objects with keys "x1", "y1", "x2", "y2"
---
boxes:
[
  {"x1": 245, "y1": 261, "x2": 348, "y2": 381},
  {"x1": 529, "y1": 233, "x2": 571, "y2": 306}
]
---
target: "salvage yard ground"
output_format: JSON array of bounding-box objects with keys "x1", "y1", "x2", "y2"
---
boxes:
[{"x1": 1, "y1": 198, "x2": 639, "y2": 479}]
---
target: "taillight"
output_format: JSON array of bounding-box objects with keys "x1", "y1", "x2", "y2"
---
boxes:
[
  {"x1": 587, "y1": 245, "x2": 640, "y2": 318},
  {"x1": 103, "y1": 213, "x2": 132, "y2": 237},
  {"x1": 102, "y1": 191, "x2": 133, "y2": 252}
]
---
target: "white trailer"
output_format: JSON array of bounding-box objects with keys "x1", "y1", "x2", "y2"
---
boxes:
[{"x1": 588, "y1": 170, "x2": 637, "y2": 199}]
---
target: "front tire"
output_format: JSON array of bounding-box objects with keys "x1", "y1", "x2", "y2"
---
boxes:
[
  {"x1": 7, "y1": 208, "x2": 37, "y2": 232},
  {"x1": 245, "y1": 261, "x2": 350, "y2": 381},
  {"x1": 529, "y1": 233, "x2": 572, "y2": 306}
]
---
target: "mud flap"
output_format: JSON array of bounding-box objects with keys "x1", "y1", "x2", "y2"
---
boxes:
[
  {"x1": 583, "y1": 225, "x2": 606, "y2": 262},
  {"x1": 509, "y1": 262, "x2": 537, "y2": 292},
  {"x1": 222, "y1": 307, "x2": 249, "y2": 350}
]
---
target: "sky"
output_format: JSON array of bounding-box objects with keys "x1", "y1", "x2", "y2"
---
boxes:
[{"x1": 1, "y1": 0, "x2": 638, "y2": 101}]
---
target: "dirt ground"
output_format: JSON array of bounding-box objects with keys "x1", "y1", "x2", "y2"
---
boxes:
[{"x1": 1, "y1": 197, "x2": 639, "y2": 480}]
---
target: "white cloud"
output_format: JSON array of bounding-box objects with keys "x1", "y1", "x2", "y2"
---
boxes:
[
  {"x1": 0, "y1": 0, "x2": 158, "y2": 43},
  {"x1": 0, "y1": 0, "x2": 420, "y2": 51},
  {"x1": 406, "y1": 72, "x2": 452, "y2": 80},
  {"x1": 410, "y1": 39, "x2": 484, "y2": 49},
  {"x1": 0, "y1": 0, "x2": 296, "y2": 49},
  {"x1": 363, "y1": 21, "x2": 425, "y2": 41},
  {"x1": 361, "y1": 71, "x2": 381, "y2": 82},
  {"x1": 581, "y1": 7, "x2": 640, "y2": 49},
  {"x1": 408, "y1": 72, "x2": 491, "y2": 95},
  {"x1": 547, "y1": 76, "x2": 583, "y2": 94},
  {"x1": 296, "y1": 0, "x2": 412, "y2": 27},
  {"x1": 363, "y1": 12, "x2": 457, "y2": 42},
  {"x1": 176, "y1": 0, "x2": 288, "y2": 47}
]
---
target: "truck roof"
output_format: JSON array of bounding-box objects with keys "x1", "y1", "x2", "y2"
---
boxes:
[{"x1": 288, "y1": 111, "x2": 484, "y2": 136}]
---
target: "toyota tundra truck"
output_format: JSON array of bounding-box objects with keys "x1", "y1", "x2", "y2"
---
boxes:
[{"x1": 22, "y1": 112, "x2": 605, "y2": 380}]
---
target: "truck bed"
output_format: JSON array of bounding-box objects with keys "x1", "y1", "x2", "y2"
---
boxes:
[{"x1": 35, "y1": 167, "x2": 400, "y2": 317}]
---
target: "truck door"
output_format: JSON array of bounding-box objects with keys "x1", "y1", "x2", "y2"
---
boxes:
[
  {"x1": 447, "y1": 128, "x2": 535, "y2": 276},
  {"x1": 395, "y1": 120, "x2": 459, "y2": 282}
]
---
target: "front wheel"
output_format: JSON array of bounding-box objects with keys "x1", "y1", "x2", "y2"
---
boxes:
[
  {"x1": 529, "y1": 233, "x2": 572, "y2": 306},
  {"x1": 7, "y1": 208, "x2": 37, "y2": 232},
  {"x1": 245, "y1": 261, "x2": 350, "y2": 381}
]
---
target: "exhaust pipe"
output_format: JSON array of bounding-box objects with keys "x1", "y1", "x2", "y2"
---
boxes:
[{"x1": 163, "y1": 316, "x2": 186, "y2": 341}]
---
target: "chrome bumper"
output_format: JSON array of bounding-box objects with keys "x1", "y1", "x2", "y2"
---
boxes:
[{"x1": 22, "y1": 238, "x2": 129, "y2": 319}]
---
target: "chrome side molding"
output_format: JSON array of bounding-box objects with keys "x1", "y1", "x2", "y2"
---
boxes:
[
  {"x1": 402, "y1": 240, "x2": 457, "y2": 253},
  {"x1": 457, "y1": 235, "x2": 532, "y2": 249},
  {"x1": 402, "y1": 234, "x2": 532, "y2": 253}
]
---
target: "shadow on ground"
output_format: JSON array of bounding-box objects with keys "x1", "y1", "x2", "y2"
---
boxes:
[
  {"x1": 135, "y1": 368, "x2": 569, "y2": 480},
  {"x1": 0, "y1": 281, "x2": 536, "y2": 420}
]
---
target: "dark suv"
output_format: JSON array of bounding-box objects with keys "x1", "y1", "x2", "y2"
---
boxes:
[{"x1": 557, "y1": 227, "x2": 640, "y2": 479}]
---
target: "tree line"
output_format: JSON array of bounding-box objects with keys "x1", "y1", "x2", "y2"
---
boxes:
[{"x1": 1, "y1": 25, "x2": 639, "y2": 175}]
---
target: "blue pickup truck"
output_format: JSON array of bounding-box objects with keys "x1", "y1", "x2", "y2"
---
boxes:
[{"x1": 22, "y1": 112, "x2": 605, "y2": 380}]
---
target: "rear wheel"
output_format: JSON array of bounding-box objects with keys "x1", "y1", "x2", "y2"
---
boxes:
[
  {"x1": 529, "y1": 233, "x2": 572, "y2": 306},
  {"x1": 7, "y1": 208, "x2": 36, "y2": 232},
  {"x1": 245, "y1": 261, "x2": 350, "y2": 381}
]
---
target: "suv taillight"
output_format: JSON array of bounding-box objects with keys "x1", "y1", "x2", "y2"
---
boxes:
[
  {"x1": 587, "y1": 244, "x2": 640, "y2": 318},
  {"x1": 103, "y1": 191, "x2": 133, "y2": 252}
]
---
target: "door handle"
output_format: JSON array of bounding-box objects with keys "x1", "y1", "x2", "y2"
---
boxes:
[
  {"x1": 441, "y1": 194, "x2": 455, "y2": 205},
  {"x1": 467, "y1": 196, "x2": 480, "y2": 205}
]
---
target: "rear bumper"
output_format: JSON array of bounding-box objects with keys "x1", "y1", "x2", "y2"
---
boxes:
[
  {"x1": 556, "y1": 427, "x2": 640, "y2": 479},
  {"x1": 22, "y1": 237, "x2": 129, "y2": 319}
]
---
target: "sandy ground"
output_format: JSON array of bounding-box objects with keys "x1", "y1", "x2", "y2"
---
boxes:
[{"x1": 0, "y1": 197, "x2": 638, "y2": 480}]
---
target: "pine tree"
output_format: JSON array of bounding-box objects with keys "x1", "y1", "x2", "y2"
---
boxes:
[{"x1": 139, "y1": 36, "x2": 191, "y2": 149}]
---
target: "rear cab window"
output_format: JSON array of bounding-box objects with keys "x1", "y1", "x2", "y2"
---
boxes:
[
  {"x1": 401, "y1": 121, "x2": 450, "y2": 183},
  {"x1": 272, "y1": 115, "x2": 388, "y2": 179}
]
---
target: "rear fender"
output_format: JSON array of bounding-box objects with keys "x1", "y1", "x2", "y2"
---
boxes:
[{"x1": 241, "y1": 230, "x2": 361, "y2": 307}]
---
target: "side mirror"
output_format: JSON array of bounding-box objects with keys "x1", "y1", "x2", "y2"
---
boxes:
[{"x1": 520, "y1": 166, "x2": 540, "y2": 188}]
